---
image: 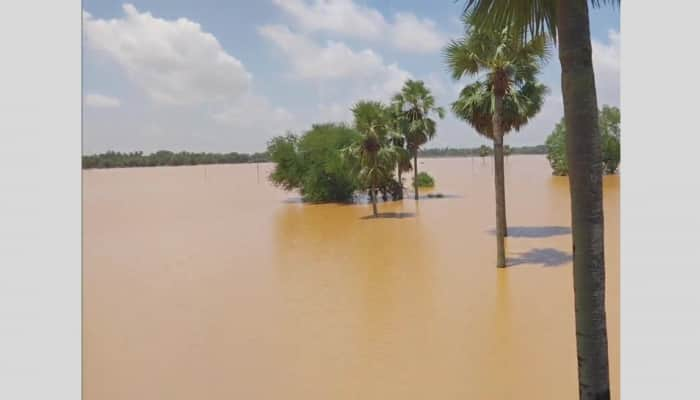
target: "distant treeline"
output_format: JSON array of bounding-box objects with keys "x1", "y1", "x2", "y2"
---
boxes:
[
  {"x1": 82, "y1": 145, "x2": 546, "y2": 169},
  {"x1": 419, "y1": 144, "x2": 546, "y2": 158},
  {"x1": 82, "y1": 150, "x2": 269, "y2": 169}
]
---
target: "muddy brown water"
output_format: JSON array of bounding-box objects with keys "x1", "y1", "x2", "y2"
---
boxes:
[{"x1": 83, "y1": 155, "x2": 619, "y2": 399}]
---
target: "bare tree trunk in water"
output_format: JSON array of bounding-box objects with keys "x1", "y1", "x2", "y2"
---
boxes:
[
  {"x1": 398, "y1": 168, "x2": 403, "y2": 199},
  {"x1": 413, "y1": 152, "x2": 419, "y2": 200},
  {"x1": 558, "y1": 0, "x2": 610, "y2": 399},
  {"x1": 493, "y1": 93, "x2": 506, "y2": 268},
  {"x1": 371, "y1": 187, "x2": 378, "y2": 217}
]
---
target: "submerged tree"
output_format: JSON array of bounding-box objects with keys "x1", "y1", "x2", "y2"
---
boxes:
[
  {"x1": 545, "y1": 105, "x2": 620, "y2": 176},
  {"x1": 345, "y1": 101, "x2": 396, "y2": 217},
  {"x1": 268, "y1": 124, "x2": 361, "y2": 202},
  {"x1": 386, "y1": 108, "x2": 413, "y2": 199},
  {"x1": 445, "y1": 16, "x2": 549, "y2": 267},
  {"x1": 462, "y1": 1, "x2": 620, "y2": 398},
  {"x1": 391, "y1": 80, "x2": 445, "y2": 200},
  {"x1": 479, "y1": 144, "x2": 492, "y2": 158}
]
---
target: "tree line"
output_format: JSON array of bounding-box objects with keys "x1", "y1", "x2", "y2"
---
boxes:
[
  {"x1": 419, "y1": 144, "x2": 546, "y2": 157},
  {"x1": 82, "y1": 150, "x2": 268, "y2": 169},
  {"x1": 82, "y1": 144, "x2": 550, "y2": 170}
]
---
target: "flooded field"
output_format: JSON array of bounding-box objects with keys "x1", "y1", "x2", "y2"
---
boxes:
[{"x1": 83, "y1": 155, "x2": 619, "y2": 399}]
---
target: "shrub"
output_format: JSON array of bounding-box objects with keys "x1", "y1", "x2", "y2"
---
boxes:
[
  {"x1": 267, "y1": 123, "x2": 361, "y2": 202},
  {"x1": 545, "y1": 105, "x2": 620, "y2": 176},
  {"x1": 413, "y1": 171, "x2": 435, "y2": 188}
]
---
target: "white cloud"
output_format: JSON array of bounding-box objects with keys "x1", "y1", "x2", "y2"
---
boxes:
[
  {"x1": 258, "y1": 24, "x2": 385, "y2": 80},
  {"x1": 272, "y1": 0, "x2": 385, "y2": 40},
  {"x1": 82, "y1": 4, "x2": 296, "y2": 153},
  {"x1": 259, "y1": 24, "x2": 413, "y2": 125},
  {"x1": 84, "y1": 93, "x2": 121, "y2": 108},
  {"x1": 390, "y1": 13, "x2": 446, "y2": 53},
  {"x1": 271, "y1": 0, "x2": 446, "y2": 53},
  {"x1": 212, "y1": 94, "x2": 297, "y2": 134},
  {"x1": 258, "y1": 24, "x2": 411, "y2": 89},
  {"x1": 83, "y1": 4, "x2": 251, "y2": 105},
  {"x1": 592, "y1": 29, "x2": 620, "y2": 107}
]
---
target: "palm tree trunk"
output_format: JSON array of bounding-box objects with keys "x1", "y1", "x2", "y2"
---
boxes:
[
  {"x1": 413, "y1": 152, "x2": 419, "y2": 200},
  {"x1": 398, "y1": 168, "x2": 404, "y2": 199},
  {"x1": 371, "y1": 187, "x2": 378, "y2": 217},
  {"x1": 558, "y1": 1, "x2": 610, "y2": 399},
  {"x1": 493, "y1": 94, "x2": 506, "y2": 268}
]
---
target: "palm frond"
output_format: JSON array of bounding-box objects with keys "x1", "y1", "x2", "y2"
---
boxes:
[{"x1": 462, "y1": 0, "x2": 618, "y2": 42}]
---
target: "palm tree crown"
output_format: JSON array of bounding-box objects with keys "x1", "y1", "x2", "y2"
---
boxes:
[
  {"x1": 391, "y1": 79, "x2": 445, "y2": 200},
  {"x1": 391, "y1": 80, "x2": 445, "y2": 153},
  {"x1": 445, "y1": 17, "x2": 550, "y2": 98},
  {"x1": 451, "y1": 74, "x2": 548, "y2": 139},
  {"x1": 461, "y1": 0, "x2": 618, "y2": 40}
]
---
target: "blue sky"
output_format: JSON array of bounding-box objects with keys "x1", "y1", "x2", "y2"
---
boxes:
[{"x1": 83, "y1": 1, "x2": 619, "y2": 154}]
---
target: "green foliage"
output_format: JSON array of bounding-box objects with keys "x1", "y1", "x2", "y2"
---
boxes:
[
  {"x1": 413, "y1": 172, "x2": 435, "y2": 188},
  {"x1": 479, "y1": 145, "x2": 492, "y2": 157},
  {"x1": 340, "y1": 100, "x2": 408, "y2": 212},
  {"x1": 419, "y1": 145, "x2": 545, "y2": 157},
  {"x1": 445, "y1": 18, "x2": 549, "y2": 140},
  {"x1": 545, "y1": 119, "x2": 568, "y2": 175},
  {"x1": 545, "y1": 105, "x2": 621, "y2": 176},
  {"x1": 462, "y1": 0, "x2": 619, "y2": 42},
  {"x1": 82, "y1": 150, "x2": 267, "y2": 169},
  {"x1": 391, "y1": 80, "x2": 445, "y2": 154},
  {"x1": 267, "y1": 123, "x2": 361, "y2": 202}
]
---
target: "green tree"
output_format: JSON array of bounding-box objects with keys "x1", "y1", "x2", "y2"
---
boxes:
[
  {"x1": 545, "y1": 119, "x2": 569, "y2": 175},
  {"x1": 479, "y1": 144, "x2": 492, "y2": 157},
  {"x1": 345, "y1": 101, "x2": 396, "y2": 217},
  {"x1": 445, "y1": 16, "x2": 549, "y2": 267},
  {"x1": 391, "y1": 80, "x2": 445, "y2": 200},
  {"x1": 462, "y1": 1, "x2": 619, "y2": 398},
  {"x1": 268, "y1": 124, "x2": 361, "y2": 202},
  {"x1": 413, "y1": 171, "x2": 435, "y2": 188},
  {"x1": 546, "y1": 105, "x2": 620, "y2": 176},
  {"x1": 504, "y1": 144, "x2": 513, "y2": 156},
  {"x1": 388, "y1": 130, "x2": 412, "y2": 199}
]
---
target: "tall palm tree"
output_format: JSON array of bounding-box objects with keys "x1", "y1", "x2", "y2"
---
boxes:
[
  {"x1": 346, "y1": 100, "x2": 395, "y2": 217},
  {"x1": 462, "y1": 1, "x2": 619, "y2": 398},
  {"x1": 391, "y1": 80, "x2": 445, "y2": 200},
  {"x1": 445, "y1": 19, "x2": 550, "y2": 267}
]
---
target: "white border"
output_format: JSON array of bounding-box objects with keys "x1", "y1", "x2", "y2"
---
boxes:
[
  {"x1": 621, "y1": 1, "x2": 700, "y2": 398},
  {"x1": 1, "y1": 1, "x2": 700, "y2": 399},
  {"x1": 0, "y1": 1, "x2": 81, "y2": 399}
]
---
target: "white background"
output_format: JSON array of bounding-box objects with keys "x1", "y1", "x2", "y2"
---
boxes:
[
  {"x1": 0, "y1": 1, "x2": 81, "y2": 399},
  {"x1": 0, "y1": 1, "x2": 698, "y2": 399}
]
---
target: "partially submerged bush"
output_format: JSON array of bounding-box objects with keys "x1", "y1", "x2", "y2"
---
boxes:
[
  {"x1": 479, "y1": 144, "x2": 492, "y2": 157},
  {"x1": 413, "y1": 171, "x2": 435, "y2": 188},
  {"x1": 545, "y1": 105, "x2": 620, "y2": 176},
  {"x1": 267, "y1": 124, "x2": 361, "y2": 202}
]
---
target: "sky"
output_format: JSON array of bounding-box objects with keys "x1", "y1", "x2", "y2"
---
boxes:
[{"x1": 82, "y1": 1, "x2": 619, "y2": 154}]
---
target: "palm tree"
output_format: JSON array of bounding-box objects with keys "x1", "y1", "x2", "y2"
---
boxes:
[
  {"x1": 346, "y1": 100, "x2": 395, "y2": 217},
  {"x1": 391, "y1": 80, "x2": 445, "y2": 200},
  {"x1": 388, "y1": 131, "x2": 412, "y2": 199},
  {"x1": 445, "y1": 18, "x2": 549, "y2": 268},
  {"x1": 462, "y1": 1, "x2": 618, "y2": 398}
]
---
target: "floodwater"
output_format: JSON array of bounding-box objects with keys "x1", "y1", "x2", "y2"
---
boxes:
[{"x1": 83, "y1": 155, "x2": 619, "y2": 399}]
